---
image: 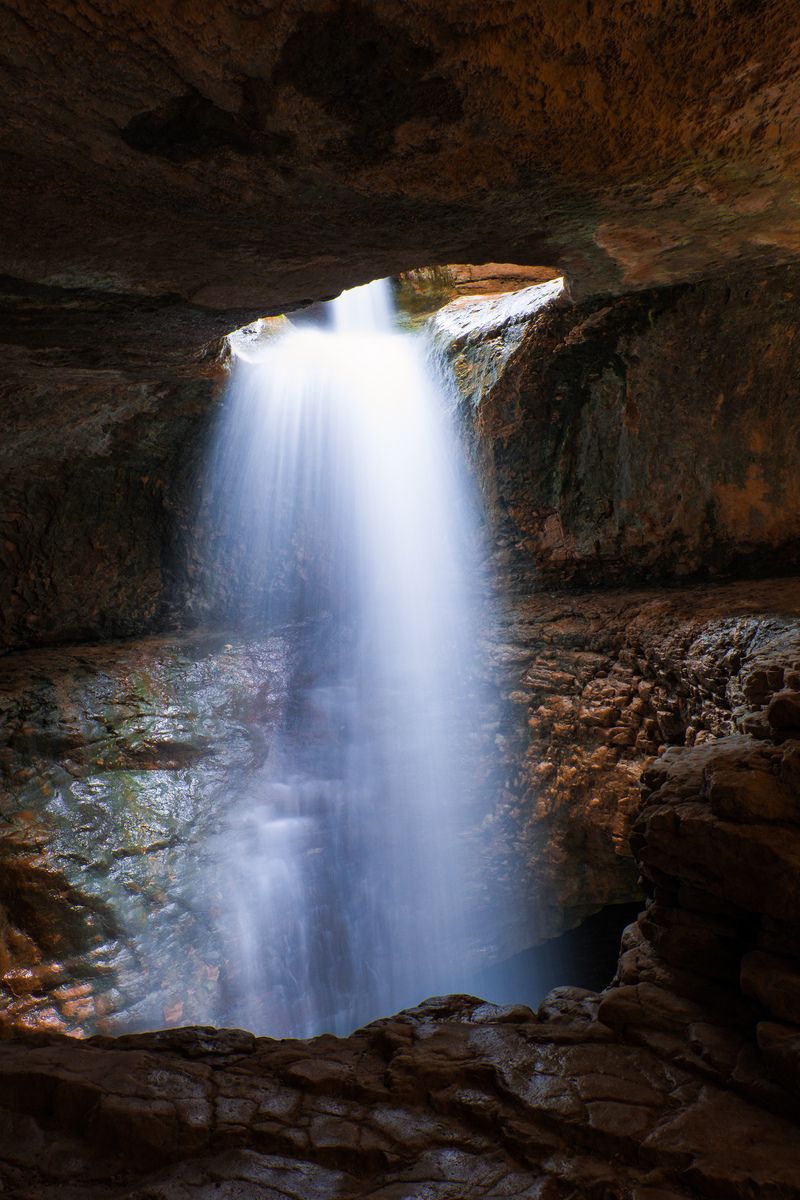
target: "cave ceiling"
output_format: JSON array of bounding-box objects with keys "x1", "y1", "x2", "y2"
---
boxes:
[{"x1": 1, "y1": 0, "x2": 800, "y2": 375}]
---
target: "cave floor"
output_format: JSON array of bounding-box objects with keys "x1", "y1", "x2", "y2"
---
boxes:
[{"x1": 1, "y1": 989, "x2": 799, "y2": 1199}]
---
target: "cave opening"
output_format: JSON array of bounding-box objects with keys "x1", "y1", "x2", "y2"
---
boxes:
[
  {"x1": 5, "y1": 6, "x2": 800, "y2": 1191},
  {"x1": 182, "y1": 266, "x2": 630, "y2": 1038},
  {"x1": 163, "y1": 267, "x2": 603, "y2": 1038},
  {"x1": 0, "y1": 262, "x2": 637, "y2": 1042}
]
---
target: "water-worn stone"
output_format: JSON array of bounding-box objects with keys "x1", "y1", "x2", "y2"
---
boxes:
[
  {"x1": 0, "y1": 587, "x2": 798, "y2": 1193},
  {"x1": 491, "y1": 576, "x2": 800, "y2": 952},
  {"x1": 0, "y1": 994, "x2": 799, "y2": 1199},
  {"x1": 3, "y1": 577, "x2": 799, "y2": 1032},
  {"x1": 757, "y1": 1022, "x2": 800, "y2": 1095},
  {"x1": 0, "y1": 630, "x2": 300, "y2": 1034},
  {"x1": 438, "y1": 274, "x2": 800, "y2": 591}
]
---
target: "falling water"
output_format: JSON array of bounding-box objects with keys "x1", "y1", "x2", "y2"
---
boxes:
[{"x1": 203, "y1": 279, "x2": 489, "y2": 1037}]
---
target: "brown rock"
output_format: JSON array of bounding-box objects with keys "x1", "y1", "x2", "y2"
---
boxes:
[
  {"x1": 638, "y1": 903, "x2": 741, "y2": 983},
  {"x1": 757, "y1": 1021, "x2": 800, "y2": 1094},
  {"x1": 741, "y1": 951, "x2": 800, "y2": 1025},
  {"x1": 707, "y1": 767, "x2": 800, "y2": 823},
  {"x1": 4, "y1": 2, "x2": 800, "y2": 338},
  {"x1": 758, "y1": 916, "x2": 800, "y2": 961},
  {"x1": 769, "y1": 691, "x2": 800, "y2": 734},
  {"x1": 781, "y1": 743, "x2": 800, "y2": 796},
  {"x1": 597, "y1": 981, "x2": 710, "y2": 1034},
  {"x1": 634, "y1": 736, "x2": 800, "y2": 922},
  {"x1": 0, "y1": 1001, "x2": 798, "y2": 1198}
]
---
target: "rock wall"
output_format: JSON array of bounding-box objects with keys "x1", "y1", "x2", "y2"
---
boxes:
[
  {"x1": 599, "y1": 653, "x2": 800, "y2": 1125},
  {"x1": 2, "y1": 646, "x2": 800, "y2": 1196},
  {"x1": 488, "y1": 576, "x2": 800, "y2": 955},
  {"x1": 443, "y1": 266, "x2": 800, "y2": 587},
  {"x1": 2, "y1": 577, "x2": 797, "y2": 1039},
  {"x1": 0, "y1": 629, "x2": 300, "y2": 1035},
  {"x1": 4, "y1": 260, "x2": 800, "y2": 654},
  {"x1": 2, "y1": 1, "x2": 800, "y2": 659},
  {"x1": 0, "y1": 368, "x2": 219, "y2": 652},
  {"x1": 1, "y1": 4, "x2": 800, "y2": 1191}
]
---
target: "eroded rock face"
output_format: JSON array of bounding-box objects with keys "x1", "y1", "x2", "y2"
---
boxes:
[
  {"x1": 0, "y1": 370, "x2": 219, "y2": 652},
  {"x1": 2, "y1": 576, "x2": 798, "y2": 1041},
  {"x1": 440, "y1": 268, "x2": 800, "y2": 587},
  {"x1": 597, "y1": 662, "x2": 800, "y2": 1128},
  {"x1": 3, "y1": 991, "x2": 800, "y2": 1200},
  {"x1": 0, "y1": 630, "x2": 298, "y2": 1035},
  {"x1": 489, "y1": 575, "x2": 800, "y2": 952},
  {"x1": 2, "y1": 3, "x2": 800, "y2": 658},
  {"x1": 1, "y1": 582, "x2": 800, "y2": 1196},
  {"x1": 3, "y1": 0, "x2": 800, "y2": 362},
  {"x1": 8, "y1": 259, "x2": 800, "y2": 656}
]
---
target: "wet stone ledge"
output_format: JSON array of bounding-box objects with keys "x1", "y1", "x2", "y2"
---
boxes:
[{"x1": 1, "y1": 590, "x2": 800, "y2": 1195}]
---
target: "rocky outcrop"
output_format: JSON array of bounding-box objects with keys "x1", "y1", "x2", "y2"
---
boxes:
[
  {"x1": 1, "y1": 576, "x2": 797, "y2": 1038},
  {"x1": 488, "y1": 575, "x2": 800, "y2": 954},
  {"x1": 598, "y1": 671, "x2": 800, "y2": 1125},
  {"x1": 3, "y1": 991, "x2": 800, "y2": 1200},
  {"x1": 3, "y1": 0, "x2": 800, "y2": 369},
  {"x1": 1, "y1": 3, "x2": 800, "y2": 654},
  {"x1": 0, "y1": 581, "x2": 799, "y2": 1196},
  {"x1": 440, "y1": 268, "x2": 800, "y2": 587},
  {"x1": 0, "y1": 630, "x2": 299, "y2": 1035}
]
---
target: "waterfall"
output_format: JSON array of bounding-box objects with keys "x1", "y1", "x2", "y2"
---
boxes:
[{"x1": 203, "y1": 279, "x2": 489, "y2": 1037}]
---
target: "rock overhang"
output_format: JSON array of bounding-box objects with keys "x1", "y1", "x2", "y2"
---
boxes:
[{"x1": 2, "y1": 0, "x2": 800, "y2": 377}]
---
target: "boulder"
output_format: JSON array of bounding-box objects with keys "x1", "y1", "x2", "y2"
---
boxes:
[{"x1": 769, "y1": 692, "x2": 800, "y2": 735}]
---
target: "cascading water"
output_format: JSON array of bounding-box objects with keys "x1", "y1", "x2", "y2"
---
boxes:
[{"x1": 202, "y1": 279, "x2": 490, "y2": 1037}]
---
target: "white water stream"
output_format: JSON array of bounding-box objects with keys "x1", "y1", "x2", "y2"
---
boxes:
[{"x1": 205, "y1": 279, "x2": 489, "y2": 1036}]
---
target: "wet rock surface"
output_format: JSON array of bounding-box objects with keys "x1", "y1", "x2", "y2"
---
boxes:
[
  {"x1": 0, "y1": 629, "x2": 299, "y2": 1035},
  {"x1": 2, "y1": 6, "x2": 800, "y2": 1191},
  {"x1": 0, "y1": 618, "x2": 505, "y2": 1039},
  {"x1": 2, "y1": 582, "x2": 800, "y2": 1195},
  {"x1": 488, "y1": 574, "x2": 800, "y2": 952},
  {"x1": 2, "y1": 577, "x2": 799, "y2": 1044},
  {"x1": 0, "y1": 977, "x2": 798, "y2": 1196}
]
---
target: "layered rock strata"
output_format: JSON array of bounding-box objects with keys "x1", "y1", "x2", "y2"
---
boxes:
[
  {"x1": 477, "y1": 575, "x2": 800, "y2": 955},
  {"x1": 1, "y1": 634, "x2": 800, "y2": 1196}
]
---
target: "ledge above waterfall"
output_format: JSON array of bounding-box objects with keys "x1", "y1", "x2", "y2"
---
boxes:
[{"x1": 432, "y1": 277, "x2": 565, "y2": 345}]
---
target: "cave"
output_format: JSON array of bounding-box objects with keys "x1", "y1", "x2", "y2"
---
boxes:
[{"x1": 2, "y1": 2, "x2": 800, "y2": 1196}]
